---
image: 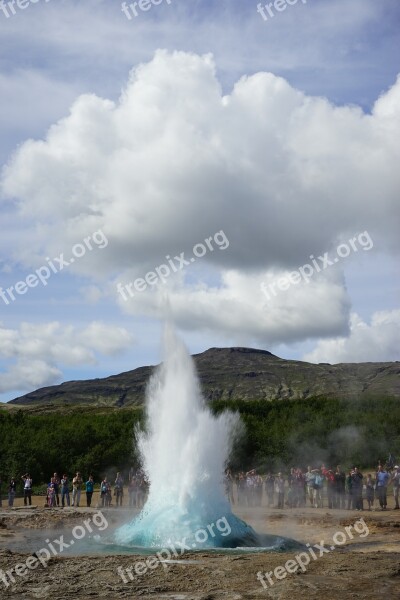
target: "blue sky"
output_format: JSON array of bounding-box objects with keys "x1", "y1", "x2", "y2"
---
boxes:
[{"x1": 0, "y1": 0, "x2": 399, "y2": 401}]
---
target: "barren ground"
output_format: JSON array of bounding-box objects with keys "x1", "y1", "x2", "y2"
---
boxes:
[{"x1": 0, "y1": 492, "x2": 399, "y2": 599}]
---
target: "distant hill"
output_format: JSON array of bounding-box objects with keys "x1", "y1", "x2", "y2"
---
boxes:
[{"x1": 8, "y1": 347, "x2": 400, "y2": 407}]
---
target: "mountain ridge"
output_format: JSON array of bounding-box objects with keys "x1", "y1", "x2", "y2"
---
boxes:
[{"x1": 8, "y1": 346, "x2": 400, "y2": 407}]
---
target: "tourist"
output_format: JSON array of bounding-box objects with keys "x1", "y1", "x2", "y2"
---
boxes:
[
  {"x1": 136, "y1": 476, "x2": 147, "y2": 509},
  {"x1": 286, "y1": 468, "x2": 295, "y2": 508},
  {"x1": 334, "y1": 466, "x2": 346, "y2": 509},
  {"x1": 86, "y1": 475, "x2": 94, "y2": 507},
  {"x1": 8, "y1": 478, "x2": 17, "y2": 507},
  {"x1": 47, "y1": 483, "x2": 56, "y2": 507},
  {"x1": 305, "y1": 466, "x2": 315, "y2": 506},
  {"x1": 312, "y1": 469, "x2": 323, "y2": 508},
  {"x1": 375, "y1": 465, "x2": 390, "y2": 510},
  {"x1": 295, "y1": 468, "x2": 306, "y2": 507},
  {"x1": 51, "y1": 473, "x2": 60, "y2": 506},
  {"x1": 365, "y1": 474, "x2": 375, "y2": 510},
  {"x1": 114, "y1": 472, "x2": 124, "y2": 507},
  {"x1": 61, "y1": 474, "x2": 70, "y2": 507},
  {"x1": 237, "y1": 472, "x2": 246, "y2": 506},
  {"x1": 346, "y1": 470, "x2": 353, "y2": 510},
  {"x1": 72, "y1": 472, "x2": 83, "y2": 507},
  {"x1": 390, "y1": 465, "x2": 400, "y2": 510},
  {"x1": 275, "y1": 473, "x2": 285, "y2": 509},
  {"x1": 352, "y1": 467, "x2": 364, "y2": 510},
  {"x1": 21, "y1": 473, "x2": 33, "y2": 506},
  {"x1": 100, "y1": 477, "x2": 111, "y2": 508},
  {"x1": 128, "y1": 476, "x2": 137, "y2": 507},
  {"x1": 224, "y1": 469, "x2": 235, "y2": 505},
  {"x1": 254, "y1": 473, "x2": 263, "y2": 506},
  {"x1": 245, "y1": 470, "x2": 256, "y2": 506},
  {"x1": 264, "y1": 473, "x2": 275, "y2": 507}
]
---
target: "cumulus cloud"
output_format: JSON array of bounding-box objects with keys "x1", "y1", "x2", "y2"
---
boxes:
[
  {"x1": 1, "y1": 51, "x2": 399, "y2": 344},
  {"x1": 303, "y1": 310, "x2": 400, "y2": 364},
  {"x1": 116, "y1": 266, "x2": 351, "y2": 345},
  {"x1": 0, "y1": 321, "x2": 133, "y2": 393},
  {"x1": 2, "y1": 51, "x2": 399, "y2": 274}
]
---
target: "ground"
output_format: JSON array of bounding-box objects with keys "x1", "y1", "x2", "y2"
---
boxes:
[{"x1": 0, "y1": 493, "x2": 399, "y2": 599}]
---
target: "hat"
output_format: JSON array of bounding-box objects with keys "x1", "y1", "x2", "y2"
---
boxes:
[{"x1": 395, "y1": 465, "x2": 399, "y2": 469}]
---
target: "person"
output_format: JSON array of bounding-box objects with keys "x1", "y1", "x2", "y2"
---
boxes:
[
  {"x1": 8, "y1": 478, "x2": 17, "y2": 507},
  {"x1": 51, "y1": 473, "x2": 60, "y2": 507},
  {"x1": 286, "y1": 468, "x2": 295, "y2": 508},
  {"x1": 21, "y1": 473, "x2": 33, "y2": 506},
  {"x1": 275, "y1": 473, "x2": 285, "y2": 509},
  {"x1": 375, "y1": 465, "x2": 390, "y2": 510},
  {"x1": 72, "y1": 472, "x2": 83, "y2": 507},
  {"x1": 351, "y1": 467, "x2": 363, "y2": 510},
  {"x1": 390, "y1": 465, "x2": 400, "y2": 510},
  {"x1": 128, "y1": 476, "x2": 137, "y2": 507},
  {"x1": 312, "y1": 469, "x2": 323, "y2": 508},
  {"x1": 346, "y1": 470, "x2": 353, "y2": 510},
  {"x1": 245, "y1": 470, "x2": 256, "y2": 507},
  {"x1": 265, "y1": 473, "x2": 275, "y2": 507},
  {"x1": 237, "y1": 473, "x2": 246, "y2": 506},
  {"x1": 136, "y1": 476, "x2": 148, "y2": 509},
  {"x1": 86, "y1": 475, "x2": 94, "y2": 508},
  {"x1": 254, "y1": 474, "x2": 263, "y2": 506},
  {"x1": 100, "y1": 477, "x2": 111, "y2": 508},
  {"x1": 61, "y1": 474, "x2": 70, "y2": 507},
  {"x1": 47, "y1": 483, "x2": 56, "y2": 507},
  {"x1": 365, "y1": 474, "x2": 375, "y2": 511},
  {"x1": 224, "y1": 469, "x2": 235, "y2": 505},
  {"x1": 114, "y1": 472, "x2": 124, "y2": 508},
  {"x1": 305, "y1": 467, "x2": 315, "y2": 506},
  {"x1": 334, "y1": 466, "x2": 346, "y2": 509}
]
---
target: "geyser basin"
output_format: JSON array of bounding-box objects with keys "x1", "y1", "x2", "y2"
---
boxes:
[{"x1": 109, "y1": 325, "x2": 302, "y2": 554}]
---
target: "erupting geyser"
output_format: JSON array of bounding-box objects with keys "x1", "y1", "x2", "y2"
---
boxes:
[{"x1": 114, "y1": 325, "x2": 258, "y2": 549}]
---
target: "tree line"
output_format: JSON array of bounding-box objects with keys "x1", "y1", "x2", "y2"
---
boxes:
[{"x1": 0, "y1": 395, "x2": 399, "y2": 485}]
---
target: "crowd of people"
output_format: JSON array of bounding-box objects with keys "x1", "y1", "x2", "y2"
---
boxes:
[
  {"x1": 1, "y1": 461, "x2": 399, "y2": 513},
  {"x1": 0, "y1": 468, "x2": 149, "y2": 509},
  {"x1": 224, "y1": 462, "x2": 400, "y2": 511}
]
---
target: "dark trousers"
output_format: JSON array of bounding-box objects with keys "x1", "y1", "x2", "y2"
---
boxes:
[
  {"x1": 24, "y1": 489, "x2": 32, "y2": 505},
  {"x1": 354, "y1": 489, "x2": 363, "y2": 510},
  {"x1": 86, "y1": 492, "x2": 93, "y2": 507},
  {"x1": 377, "y1": 486, "x2": 387, "y2": 508}
]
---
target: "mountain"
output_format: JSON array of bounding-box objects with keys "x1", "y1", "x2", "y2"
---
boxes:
[{"x1": 7, "y1": 347, "x2": 400, "y2": 407}]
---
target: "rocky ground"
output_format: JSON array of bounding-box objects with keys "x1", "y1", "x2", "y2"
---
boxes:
[{"x1": 0, "y1": 500, "x2": 399, "y2": 599}]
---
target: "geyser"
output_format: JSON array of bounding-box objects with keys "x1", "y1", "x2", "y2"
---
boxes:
[{"x1": 114, "y1": 325, "x2": 258, "y2": 549}]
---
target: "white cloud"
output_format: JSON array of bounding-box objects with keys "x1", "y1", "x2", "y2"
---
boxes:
[
  {"x1": 116, "y1": 266, "x2": 351, "y2": 345},
  {"x1": 303, "y1": 309, "x2": 400, "y2": 364},
  {"x1": 0, "y1": 321, "x2": 133, "y2": 394},
  {"x1": 1, "y1": 50, "x2": 399, "y2": 346}
]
